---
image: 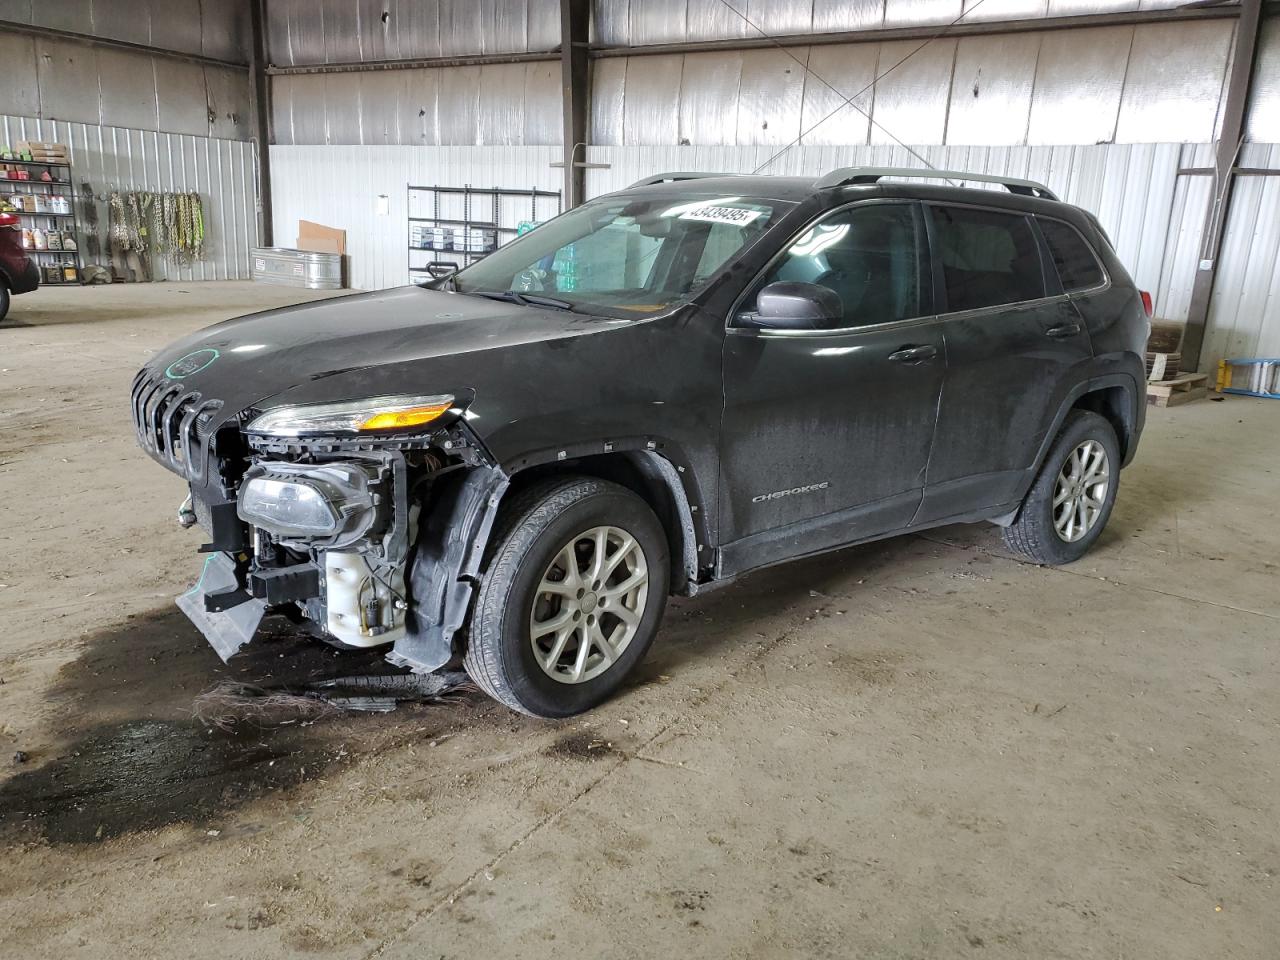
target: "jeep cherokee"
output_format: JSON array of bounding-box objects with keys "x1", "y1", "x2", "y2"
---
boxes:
[{"x1": 132, "y1": 167, "x2": 1149, "y2": 717}]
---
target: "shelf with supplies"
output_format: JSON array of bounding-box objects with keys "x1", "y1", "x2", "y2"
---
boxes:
[
  {"x1": 406, "y1": 183, "x2": 561, "y2": 283},
  {"x1": 0, "y1": 157, "x2": 70, "y2": 169},
  {"x1": 3, "y1": 142, "x2": 84, "y2": 285}
]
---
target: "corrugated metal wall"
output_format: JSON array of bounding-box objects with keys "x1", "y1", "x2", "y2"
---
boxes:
[
  {"x1": 0, "y1": 0, "x2": 248, "y2": 61},
  {"x1": 2, "y1": 113, "x2": 258, "y2": 281},
  {"x1": 589, "y1": 0, "x2": 1190, "y2": 45},
  {"x1": 271, "y1": 62, "x2": 562, "y2": 145},
  {"x1": 1205, "y1": 142, "x2": 1280, "y2": 363},
  {"x1": 590, "y1": 20, "x2": 1237, "y2": 148},
  {"x1": 263, "y1": 0, "x2": 555, "y2": 64},
  {"x1": 269, "y1": 144, "x2": 562, "y2": 291},
  {"x1": 259, "y1": 2, "x2": 1280, "y2": 147},
  {"x1": 265, "y1": 0, "x2": 560, "y2": 64},
  {"x1": 0, "y1": 4, "x2": 251, "y2": 139}
]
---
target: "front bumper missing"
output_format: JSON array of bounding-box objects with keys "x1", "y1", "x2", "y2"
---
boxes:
[{"x1": 176, "y1": 553, "x2": 266, "y2": 662}]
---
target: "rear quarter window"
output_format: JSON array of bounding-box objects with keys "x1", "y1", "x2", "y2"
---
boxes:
[
  {"x1": 929, "y1": 205, "x2": 1046, "y2": 312},
  {"x1": 1038, "y1": 217, "x2": 1106, "y2": 292}
]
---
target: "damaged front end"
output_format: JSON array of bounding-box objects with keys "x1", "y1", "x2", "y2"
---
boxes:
[{"x1": 132, "y1": 374, "x2": 508, "y2": 673}]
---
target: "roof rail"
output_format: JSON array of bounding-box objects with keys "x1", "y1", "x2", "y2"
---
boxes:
[
  {"x1": 628, "y1": 171, "x2": 735, "y2": 188},
  {"x1": 816, "y1": 166, "x2": 1058, "y2": 201}
]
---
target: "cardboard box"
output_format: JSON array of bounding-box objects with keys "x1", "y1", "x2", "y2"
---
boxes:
[{"x1": 297, "y1": 219, "x2": 346, "y2": 255}]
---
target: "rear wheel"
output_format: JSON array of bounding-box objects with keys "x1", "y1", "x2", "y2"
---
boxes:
[
  {"x1": 465, "y1": 476, "x2": 669, "y2": 718},
  {"x1": 1002, "y1": 410, "x2": 1120, "y2": 565}
]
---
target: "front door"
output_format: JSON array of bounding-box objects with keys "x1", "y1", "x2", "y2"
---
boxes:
[{"x1": 718, "y1": 201, "x2": 945, "y2": 577}]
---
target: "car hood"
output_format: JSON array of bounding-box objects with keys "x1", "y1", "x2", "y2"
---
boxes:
[{"x1": 141, "y1": 285, "x2": 631, "y2": 428}]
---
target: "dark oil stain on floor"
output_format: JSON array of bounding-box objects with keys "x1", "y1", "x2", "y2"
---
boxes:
[
  {"x1": 1, "y1": 608, "x2": 404, "y2": 845},
  {"x1": 0, "y1": 718, "x2": 332, "y2": 844}
]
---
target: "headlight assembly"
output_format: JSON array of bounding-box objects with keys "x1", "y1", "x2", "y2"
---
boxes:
[
  {"x1": 239, "y1": 477, "x2": 341, "y2": 535},
  {"x1": 246, "y1": 394, "x2": 455, "y2": 438},
  {"x1": 237, "y1": 461, "x2": 380, "y2": 544}
]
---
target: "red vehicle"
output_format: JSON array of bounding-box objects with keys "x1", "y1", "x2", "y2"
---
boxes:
[{"x1": 0, "y1": 212, "x2": 40, "y2": 322}]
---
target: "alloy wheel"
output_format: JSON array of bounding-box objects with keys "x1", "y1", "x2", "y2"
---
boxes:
[
  {"x1": 1052, "y1": 440, "x2": 1110, "y2": 543},
  {"x1": 529, "y1": 525, "x2": 649, "y2": 684}
]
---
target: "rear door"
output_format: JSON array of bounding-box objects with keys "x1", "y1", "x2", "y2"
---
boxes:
[
  {"x1": 717, "y1": 200, "x2": 946, "y2": 576},
  {"x1": 916, "y1": 203, "x2": 1094, "y2": 524}
]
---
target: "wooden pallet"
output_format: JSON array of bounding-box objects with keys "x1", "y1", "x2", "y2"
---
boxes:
[{"x1": 1146, "y1": 371, "x2": 1208, "y2": 407}]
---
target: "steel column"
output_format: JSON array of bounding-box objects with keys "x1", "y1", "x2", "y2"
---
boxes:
[
  {"x1": 560, "y1": 0, "x2": 591, "y2": 209},
  {"x1": 1182, "y1": 0, "x2": 1265, "y2": 370},
  {"x1": 248, "y1": 0, "x2": 273, "y2": 246}
]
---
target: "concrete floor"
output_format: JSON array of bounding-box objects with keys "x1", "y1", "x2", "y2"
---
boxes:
[{"x1": 0, "y1": 281, "x2": 1276, "y2": 959}]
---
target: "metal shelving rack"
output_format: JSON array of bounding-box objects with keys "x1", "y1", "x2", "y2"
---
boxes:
[
  {"x1": 0, "y1": 158, "x2": 83, "y2": 285},
  {"x1": 406, "y1": 184, "x2": 561, "y2": 283}
]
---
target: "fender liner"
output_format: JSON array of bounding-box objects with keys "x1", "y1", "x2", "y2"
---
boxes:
[{"x1": 389, "y1": 464, "x2": 509, "y2": 673}]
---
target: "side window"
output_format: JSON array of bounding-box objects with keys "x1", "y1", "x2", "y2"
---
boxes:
[
  {"x1": 1039, "y1": 218, "x2": 1105, "y2": 292},
  {"x1": 748, "y1": 203, "x2": 925, "y2": 328},
  {"x1": 929, "y1": 205, "x2": 1046, "y2": 312}
]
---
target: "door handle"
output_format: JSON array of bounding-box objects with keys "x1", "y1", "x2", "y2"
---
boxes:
[
  {"x1": 1045, "y1": 322, "x2": 1082, "y2": 339},
  {"x1": 888, "y1": 344, "x2": 938, "y2": 364}
]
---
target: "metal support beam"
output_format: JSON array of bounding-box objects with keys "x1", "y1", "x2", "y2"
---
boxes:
[
  {"x1": 0, "y1": 18, "x2": 247, "y2": 70},
  {"x1": 560, "y1": 0, "x2": 591, "y2": 209},
  {"x1": 1181, "y1": 0, "x2": 1264, "y2": 371},
  {"x1": 267, "y1": 51, "x2": 558, "y2": 76},
  {"x1": 247, "y1": 0, "x2": 273, "y2": 247}
]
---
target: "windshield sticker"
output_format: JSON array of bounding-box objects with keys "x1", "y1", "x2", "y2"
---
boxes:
[{"x1": 679, "y1": 205, "x2": 763, "y2": 227}]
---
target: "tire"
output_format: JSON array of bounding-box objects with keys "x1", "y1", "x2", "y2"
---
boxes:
[
  {"x1": 0, "y1": 285, "x2": 10, "y2": 324},
  {"x1": 1002, "y1": 410, "x2": 1120, "y2": 565},
  {"x1": 465, "y1": 476, "x2": 670, "y2": 718}
]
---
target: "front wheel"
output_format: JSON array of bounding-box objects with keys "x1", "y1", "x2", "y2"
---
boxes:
[
  {"x1": 465, "y1": 476, "x2": 669, "y2": 718},
  {"x1": 1002, "y1": 410, "x2": 1120, "y2": 565}
]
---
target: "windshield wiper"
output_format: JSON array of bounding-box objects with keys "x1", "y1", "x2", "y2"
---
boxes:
[{"x1": 468, "y1": 290, "x2": 575, "y2": 311}]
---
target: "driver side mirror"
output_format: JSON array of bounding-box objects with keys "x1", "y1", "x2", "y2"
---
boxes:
[{"x1": 737, "y1": 281, "x2": 843, "y2": 331}]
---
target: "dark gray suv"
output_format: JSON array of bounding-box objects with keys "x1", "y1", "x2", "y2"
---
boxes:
[{"x1": 133, "y1": 166, "x2": 1149, "y2": 717}]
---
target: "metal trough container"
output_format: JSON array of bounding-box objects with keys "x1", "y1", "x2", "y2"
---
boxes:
[{"x1": 250, "y1": 247, "x2": 344, "y2": 289}]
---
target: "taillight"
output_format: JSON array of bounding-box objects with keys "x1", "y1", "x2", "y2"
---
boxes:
[
  {"x1": 0, "y1": 212, "x2": 18, "y2": 228},
  {"x1": 1140, "y1": 290, "x2": 1154, "y2": 318}
]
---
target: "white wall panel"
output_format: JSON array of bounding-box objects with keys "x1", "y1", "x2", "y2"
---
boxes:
[
  {"x1": 798, "y1": 43, "x2": 878, "y2": 146},
  {"x1": 1247, "y1": 19, "x2": 1280, "y2": 142},
  {"x1": 1027, "y1": 26, "x2": 1130, "y2": 146},
  {"x1": 735, "y1": 48, "x2": 807, "y2": 146},
  {"x1": 0, "y1": 112, "x2": 258, "y2": 281},
  {"x1": 1115, "y1": 21, "x2": 1233, "y2": 144},
  {"x1": 268, "y1": 144, "x2": 562, "y2": 291},
  {"x1": 870, "y1": 40, "x2": 957, "y2": 145},
  {"x1": 679, "y1": 52, "x2": 743, "y2": 147},
  {"x1": 946, "y1": 34, "x2": 1038, "y2": 145}
]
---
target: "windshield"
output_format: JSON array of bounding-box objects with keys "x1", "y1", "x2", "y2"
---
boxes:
[{"x1": 449, "y1": 194, "x2": 794, "y2": 317}]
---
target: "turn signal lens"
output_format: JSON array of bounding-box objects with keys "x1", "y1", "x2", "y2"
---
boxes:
[{"x1": 359, "y1": 403, "x2": 452, "y2": 432}]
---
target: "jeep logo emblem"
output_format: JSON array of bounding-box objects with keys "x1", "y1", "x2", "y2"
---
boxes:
[{"x1": 165, "y1": 348, "x2": 220, "y2": 380}]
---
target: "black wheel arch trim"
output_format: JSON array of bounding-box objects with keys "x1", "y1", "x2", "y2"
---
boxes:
[
  {"x1": 501, "y1": 436, "x2": 707, "y2": 595},
  {"x1": 1016, "y1": 367, "x2": 1142, "y2": 509}
]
